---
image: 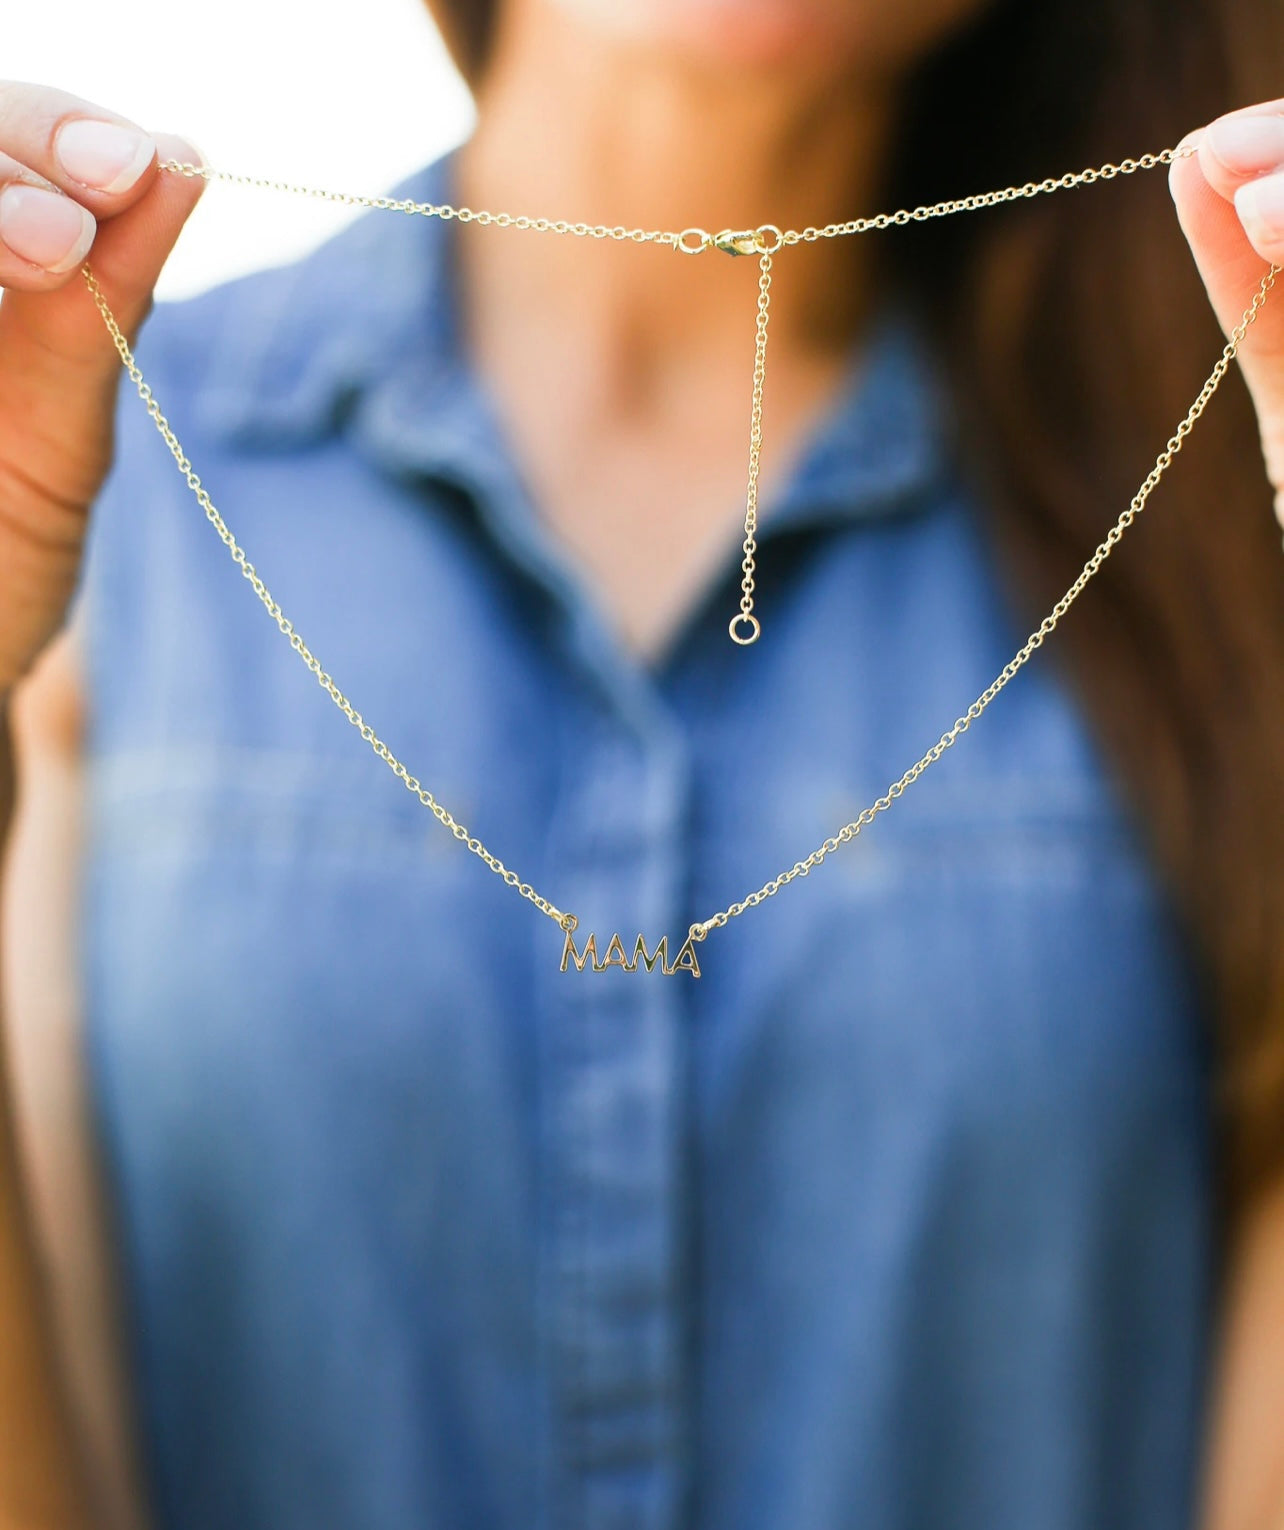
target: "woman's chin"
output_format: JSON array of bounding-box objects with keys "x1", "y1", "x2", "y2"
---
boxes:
[
  {"x1": 559, "y1": 0, "x2": 869, "y2": 72},
  {"x1": 547, "y1": 0, "x2": 996, "y2": 76},
  {"x1": 665, "y1": 1, "x2": 852, "y2": 64}
]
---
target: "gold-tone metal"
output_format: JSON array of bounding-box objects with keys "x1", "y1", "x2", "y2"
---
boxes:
[
  {"x1": 777, "y1": 146, "x2": 1198, "y2": 244},
  {"x1": 677, "y1": 227, "x2": 714, "y2": 255},
  {"x1": 690, "y1": 263, "x2": 1279, "y2": 942},
  {"x1": 81, "y1": 268, "x2": 573, "y2": 938},
  {"x1": 160, "y1": 149, "x2": 1196, "y2": 246},
  {"x1": 560, "y1": 929, "x2": 702, "y2": 977},
  {"x1": 157, "y1": 145, "x2": 1200, "y2": 649},
  {"x1": 729, "y1": 249, "x2": 773, "y2": 646},
  {"x1": 714, "y1": 229, "x2": 760, "y2": 257},
  {"x1": 80, "y1": 142, "x2": 1265, "y2": 974},
  {"x1": 158, "y1": 158, "x2": 680, "y2": 248}
]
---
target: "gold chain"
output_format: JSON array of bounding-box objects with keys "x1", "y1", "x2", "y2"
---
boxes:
[
  {"x1": 83, "y1": 268, "x2": 573, "y2": 932},
  {"x1": 157, "y1": 145, "x2": 1194, "y2": 246},
  {"x1": 81, "y1": 145, "x2": 1274, "y2": 969},
  {"x1": 693, "y1": 261, "x2": 1277, "y2": 939},
  {"x1": 158, "y1": 146, "x2": 1197, "y2": 651}
]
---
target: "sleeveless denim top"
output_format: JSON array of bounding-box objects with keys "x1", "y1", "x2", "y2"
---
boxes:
[{"x1": 81, "y1": 152, "x2": 1214, "y2": 1530}]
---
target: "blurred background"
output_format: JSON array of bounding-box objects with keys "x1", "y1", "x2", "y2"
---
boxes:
[{"x1": 8, "y1": 0, "x2": 475, "y2": 298}]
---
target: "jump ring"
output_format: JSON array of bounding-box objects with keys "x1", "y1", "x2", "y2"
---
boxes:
[
  {"x1": 729, "y1": 613, "x2": 761, "y2": 645},
  {"x1": 676, "y1": 227, "x2": 712, "y2": 255}
]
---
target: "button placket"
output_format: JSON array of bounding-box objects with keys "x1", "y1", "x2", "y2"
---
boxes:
[{"x1": 536, "y1": 713, "x2": 694, "y2": 1530}]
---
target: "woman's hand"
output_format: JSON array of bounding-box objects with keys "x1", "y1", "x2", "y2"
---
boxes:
[
  {"x1": 1171, "y1": 101, "x2": 1284, "y2": 533},
  {"x1": 0, "y1": 98, "x2": 200, "y2": 1516},
  {"x1": 0, "y1": 82, "x2": 204, "y2": 696}
]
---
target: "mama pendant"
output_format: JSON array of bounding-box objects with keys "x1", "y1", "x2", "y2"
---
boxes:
[{"x1": 559, "y1": 922, "x2": 702, "y2": 978}]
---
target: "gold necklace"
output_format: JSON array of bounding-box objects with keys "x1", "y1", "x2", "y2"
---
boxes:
[{"x1": 82, "y1": 148, "x2": 1277, "y2": 979}]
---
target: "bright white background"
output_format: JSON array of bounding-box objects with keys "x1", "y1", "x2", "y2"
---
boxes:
[{"x1": 7, "y1": 0, "x2": 476, "y2": 298}]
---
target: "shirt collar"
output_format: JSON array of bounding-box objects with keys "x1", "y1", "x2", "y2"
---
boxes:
[{"x1": 181, "y1": 147, "x2": 953, "y2": 543}]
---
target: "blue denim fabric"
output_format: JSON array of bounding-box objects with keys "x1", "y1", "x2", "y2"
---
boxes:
[{"x1": 81, "y1": 151, "x2": 1213, "y2": 1530}]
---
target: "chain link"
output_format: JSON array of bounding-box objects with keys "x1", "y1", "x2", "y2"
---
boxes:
[
  {"x1": 81, "y1": 268, "x2": 572, "y2": 933},
  {"x1": 106, "y1": 142, "x2": 1260, "y2": 954},
  {"x1": 160, "y1": 141, "x2": 1196, "y2": 251},
  {"x1": 158, "y1": 159, "x2": 678, "y2": 246},
  {"x1": 782, "y1": 145, "x2": 1196, "y2": 244},
  {"x1": 729, "y1": 248, "x2": 774, "y2": 645},
  {"x1": 690, "y1": 262, "x2": 1278, "y2": 940}
]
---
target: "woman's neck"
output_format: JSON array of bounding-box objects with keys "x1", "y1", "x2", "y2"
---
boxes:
[{"x1": 448, "y1": 0, "x2": 899, "y2": 656}]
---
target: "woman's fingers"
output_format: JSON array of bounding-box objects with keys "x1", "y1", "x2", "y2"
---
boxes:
[
  {"x1": 0, "y1": 130, "x2": 206, "y2": 360},
  {"x1": 1171, "y1": 121, "x2": 1280, "y2": 344},
  {"x1": 0, "y1": 82, "x2": 161, "y2": 295},
  {"x1": 0, "y1": 84, "x2": 207, "y2": 694},
  {"x1": 1199, "y1": 101, "x2": 1284, "y2": 256},
  {"x1": 1171, "y1": 106, "x2": 1284, "y2": 515},
  {"x1": 0, "y1": 81, "x2": 159, "y2": 221},
  {"x1": 0, "y1": 81, "x2": 206, "y2": 357},
  {"x1": 0, "y1": 129, "x2": 205, "y2": 506},
  {"x1": 0, "y1": 158, "x2": 97, "y2": 285}
]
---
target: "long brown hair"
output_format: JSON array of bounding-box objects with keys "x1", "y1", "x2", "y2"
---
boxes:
[{"x1": 428, "y1": 0, "x2": 1284, "y2": 1205}]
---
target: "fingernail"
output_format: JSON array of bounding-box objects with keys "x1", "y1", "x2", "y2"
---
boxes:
[
  {"x1": 1207, "y1": 114, "x2": 1284, "y2": 175},
  {"x1": 0, "y1": 184, "x2": 95, "y2": 273},
  {"x1": 55, "y1": 119, "x2": 154, "y2": 195},
  {"x1": 1236, "y1": 172, "x2": 1284, "y2": 242}
]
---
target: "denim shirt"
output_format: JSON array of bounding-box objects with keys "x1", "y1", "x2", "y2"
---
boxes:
[{"x1": 82, "y1": 151, "x2": 1213, "y2": 1530}]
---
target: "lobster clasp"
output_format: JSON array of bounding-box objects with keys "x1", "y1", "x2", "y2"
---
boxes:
[{"x1": 713, "y1": 228, "x2": 760, "y2": 257}]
